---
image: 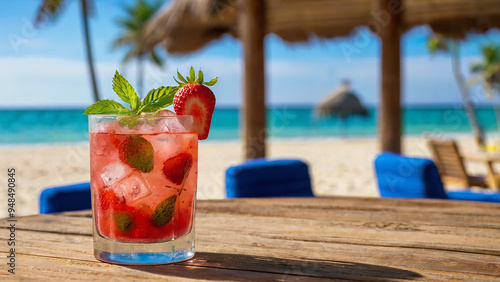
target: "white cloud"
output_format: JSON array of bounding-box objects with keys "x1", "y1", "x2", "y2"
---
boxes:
[
  {"x1": 0, "y1": 54, "x2": 493, "y2": 108},
  {"x1": 0, "y1": 55, "x2": 245, "y2": 107},
  {"x1": 0, "y1": 56, "x2": 116, "y2": 107}
]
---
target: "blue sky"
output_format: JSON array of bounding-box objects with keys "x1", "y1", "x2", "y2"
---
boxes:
[{"x1": 1, "y1": 0, "x2": 499, "y2": 108}]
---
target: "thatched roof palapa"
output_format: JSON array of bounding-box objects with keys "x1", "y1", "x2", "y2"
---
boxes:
[
  {"x1": 315, "y1": 82, "x2": 368, "y2": 119},
  {"x1": 143, "y1": 0, "x2": 500, "y2": 158},
  {"x1": 144, "y1": 0, "x2": 500, "y2": 54}
]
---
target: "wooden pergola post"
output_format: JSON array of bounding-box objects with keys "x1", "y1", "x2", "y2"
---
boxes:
[
  {"x1": 378, "y1": 0, "x2": 402, "y2": 153},
  {"x1": 240, "y1": 0, "x2": 266, "y2": 159}
]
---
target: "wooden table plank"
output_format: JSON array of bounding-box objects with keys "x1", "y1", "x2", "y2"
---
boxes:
[
  {"x1": 0, "y1": 253, "x2": 330, "y2": 281},
  {"x1": 1, "y1": 228, "x2": 499, "y2": 280},
  {"x1": 5, "y1": 210, "x2": 499, "y2": 255},
  {"x1": 1, "y1": 197, "x2": 499, "y2": 280}
]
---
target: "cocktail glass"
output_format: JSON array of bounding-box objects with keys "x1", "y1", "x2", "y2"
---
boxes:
[{"x1": 88, "y1": 114, "x2": 198, "y2": 264}]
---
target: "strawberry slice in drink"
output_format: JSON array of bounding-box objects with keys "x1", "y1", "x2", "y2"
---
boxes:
[{"x1": 162, "y1": 152, "x2": 193, "y2": 186}]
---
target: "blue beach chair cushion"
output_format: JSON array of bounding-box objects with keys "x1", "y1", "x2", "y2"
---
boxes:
[
  {"x1": 225, "y1": 159, "x2": 314, "y2": 198},
  {"x1": 374, "y1": 153, "x2": 500, "y2": 203},
  {"x1": 374, "y1": 153, "x2": 447, "y2": 199},
  {"x1": 39, "y1": 182, "x2": 91, "y2": 214},
  {"x1": 446, "y1": 190, "x2": 500, "y2": 203}
]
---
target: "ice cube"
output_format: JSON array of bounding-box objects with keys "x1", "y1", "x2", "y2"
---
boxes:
[
  {"x1": 91, "y1": 123, "x2": 107, "y2": 133},
  {"x1": 101, "y1": 162, "x2": 133, "y2": 187},
  {"x1": 135, "y1": 122, "x2": 155, "y2": 134},
  {"x1": 157, "y1": 109, "x2": 176, "y2": 117},
  {"x1": 152, "y1": 133, "x2": 182, "y2": 158},
  {"x1": 156, "y1": 116, "x2": 193, "y2": 133},
  {"x1": 113, "y1": 172, "x2": 152, "y2": 203},
  {"x1": 90, "y1": 134, "x2": 106, "y2": 156}
]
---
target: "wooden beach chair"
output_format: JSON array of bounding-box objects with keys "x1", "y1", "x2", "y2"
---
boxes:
[{"x1": 427, "y1": 139, "x2": 491, "y2": 188}]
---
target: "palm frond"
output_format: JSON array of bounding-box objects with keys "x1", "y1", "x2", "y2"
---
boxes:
[
  {"x1": 150, "y1": 49, "x2": 164, "y2": 67},
  {"x1": 112, "y1": 32, "x2": 139, "y2": 50},
  {"x1": 34, "y1": 0, "x2": 95, "y2": 27},
  {"x1": 122, "y1": 48, "x2": 141, "y2": 64},
  {"x1": 34, "y1": 0, "x2": 67, "y2": 26},
  {"x1": 115, "y1": 17, "x2": 140, "y2": 31},
  {"x1": 467, "y1": 74, "x2": 484, "y2": 87},
  {"x1": 427, "y1": 35, "x2": 449, "y2": 55},
  {"x1": 482, "y1": 44, "x2": 497, "y2": 63},
  {"x1": 112, "y1": 0, "x2": 166, "y2": 68},
  {"x1": 470, "y1": 61, "x2": 486, "y2": 73}
]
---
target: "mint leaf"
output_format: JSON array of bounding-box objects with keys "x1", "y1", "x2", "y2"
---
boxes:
[
  {"x1": 203, "y1": 77, "x2": 218, "y2": 86},
  {"x1": 114, "y1": 211, "x2": 134, "y2": 233},
  {"x1": 118, "y1": 116, "x2": 140, "y2": 129},
  {"x1": 139, "y1": 86, "x2": 176, "y2": 113},
  {"x1": 151, "y1": 194, "x2": 177, "y2": 226},
  {"x1": 112, "y1": 71, "x2": 140, "y2": 113},
  {"x1": 83, "y1": 99, "x2": 129, "y2": 115},
  {"x1": 155, "y1": 90, "x2": 177, "y2": 108},
  {"x1": 119, "y1": 135, "x2": 155, "y2": 173}
]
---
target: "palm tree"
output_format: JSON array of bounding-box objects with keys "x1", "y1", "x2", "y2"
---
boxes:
[
  {"x1": 469, "y1": 43, "x2": 500, "y2": 98},
  {"x1": 112, "y1": 0, "x2": 164, "y2": 98},
  {"x1": 469, "y1": 43, "x2": 500, "y2": 132},
  {"x1": 34, "y1": 0, "x2": 100, "y2": 102},
  {"x1": 427, "y1": 34, "x2": 485, "y2": 146}
]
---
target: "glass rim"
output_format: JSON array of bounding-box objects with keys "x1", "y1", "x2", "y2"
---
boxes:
[{"x1": 88, "y1": 114, "x2": 193, "y2": 119}]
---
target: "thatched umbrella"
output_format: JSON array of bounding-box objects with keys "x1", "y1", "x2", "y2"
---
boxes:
[
  {"x1": 143, "y1": 0, "x2": 500, "y2": 159},
  {"x1": 315, "y1": 81, "x2": 368, "y2": 120},
  {"x1": 143, "y1": 0, "x2": 500, "y2": 52}
]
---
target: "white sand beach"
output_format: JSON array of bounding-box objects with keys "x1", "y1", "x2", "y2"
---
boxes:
[{"x1": 0, "y1": 135, "x2": 490, "y2": 218}]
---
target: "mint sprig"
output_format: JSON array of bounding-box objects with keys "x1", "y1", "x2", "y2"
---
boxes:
[
  {"x1": 83, "y1": 99, "x2": 130, "y2": 115},
  {"x1": 84, "y1": 71, "x2": 176, "y2": 116},
  {"x1": 112, "y1": 70, "x2": 140, "y2": 113}
]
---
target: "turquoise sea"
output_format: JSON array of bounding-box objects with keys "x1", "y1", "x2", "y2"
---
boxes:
[{"x1": 0, "y1": 106, "x2": 499, "y2": 145}]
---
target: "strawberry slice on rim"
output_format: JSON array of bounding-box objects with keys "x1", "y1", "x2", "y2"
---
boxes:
[{"x1": 173, "y1": 67, "x2": 217, "y2": 140}]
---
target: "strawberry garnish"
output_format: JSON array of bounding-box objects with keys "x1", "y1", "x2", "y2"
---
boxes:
[
  {"x1": 173, "y1": 67, "x2": 217, "y2": 140},
  {"x1": 162, "y1": 152, "x2": 193, "y2": 186}
]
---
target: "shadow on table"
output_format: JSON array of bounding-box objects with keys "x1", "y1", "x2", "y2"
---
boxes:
[{"x1": 125, "y1": 252, "x2": 423, "y2": 280}]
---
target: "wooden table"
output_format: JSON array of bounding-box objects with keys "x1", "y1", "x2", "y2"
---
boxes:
[{"x1": 1, "y1": 197, "x2": 500, "y2": 280}]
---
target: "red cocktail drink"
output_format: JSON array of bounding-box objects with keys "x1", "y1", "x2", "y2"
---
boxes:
[
  {"x1": 86, "y1": 68, "x2": 216, "y2": 264},
  {"x1": 89, "y1": 114, "x2": 198, "y2": 264}
]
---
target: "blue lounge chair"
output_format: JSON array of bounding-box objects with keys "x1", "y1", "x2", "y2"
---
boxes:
[
  {"x1": 39, "y1": 182, "x2": 91, "y2": 214},
  {"x1": 374, "y1": 153, "x2": 500, "y2": 203},
  {"x1": 225, "y1": 159, "x2": 314, "y2": 198}
]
